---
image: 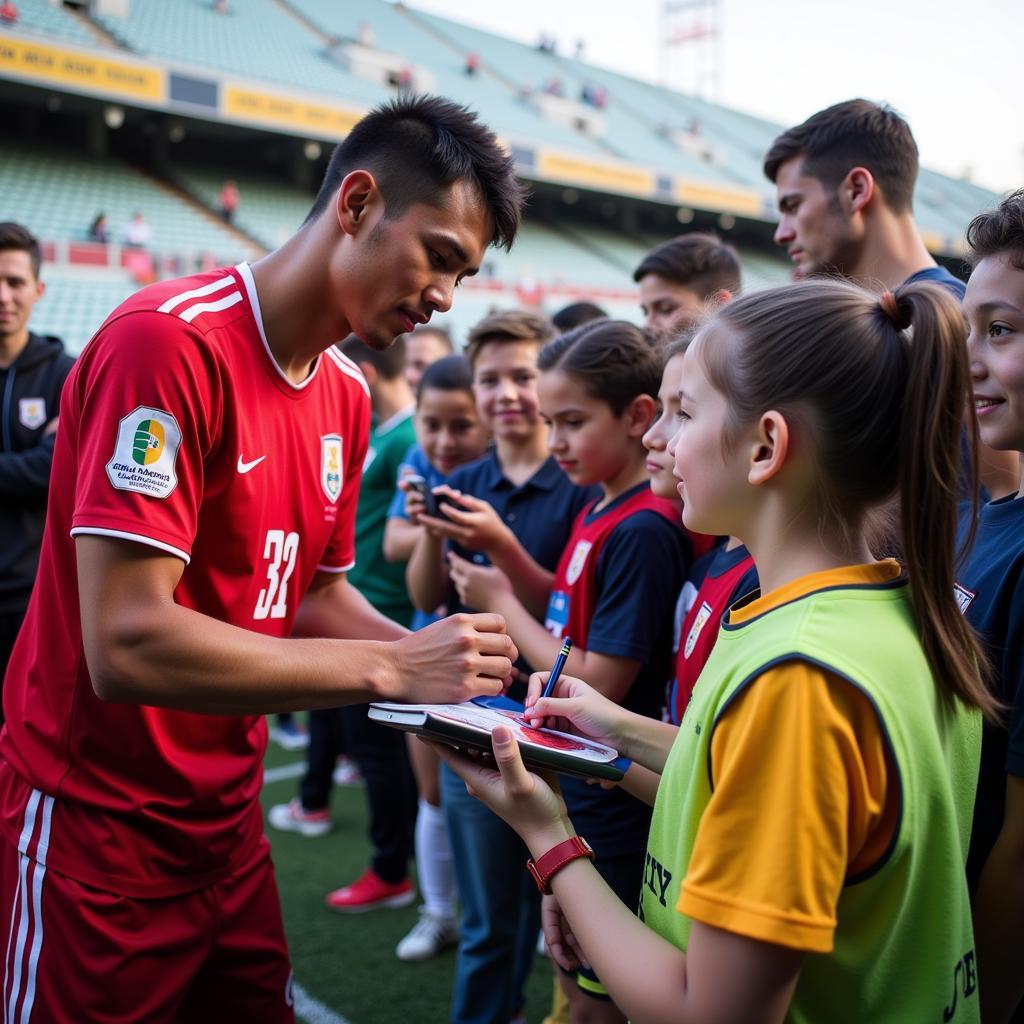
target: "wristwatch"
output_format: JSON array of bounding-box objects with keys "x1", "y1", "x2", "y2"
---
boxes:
[{"x1": 526, "y1": 836, "x2": 595, "y2": 894}]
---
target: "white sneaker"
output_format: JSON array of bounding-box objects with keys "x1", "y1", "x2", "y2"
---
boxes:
[
  {"x1": 267, "y1": 798, "x2": 332, "y2": 838},
  {"x1": 269, "y1": 720, "x2": 310, "y2": 751},
  {"x1": 332, "y1": 756, "x2": 363, "y2": 786},
  {"x1": 395, "y1": 907, "x2": 459, "y2": 962}
]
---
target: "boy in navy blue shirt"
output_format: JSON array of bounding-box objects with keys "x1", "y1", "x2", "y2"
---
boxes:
[
  {"x1": 405, "y1": 309, "x2": 596, "y2": 1024},
  {"x1": 957, "y1": 189, "x2": 1024, "y2": 1024}
]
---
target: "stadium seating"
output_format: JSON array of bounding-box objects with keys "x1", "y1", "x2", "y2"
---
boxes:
[
  {"x1": 173, "y1": 164, "x2": 314, "y2": 249},
  {"x1": 29, "y1": 270, "x2": 141, "y2": 355},
  {"x1": 0, "y1": 140, "x2": 251, "y2": 260},
  {"x1": 90, "y1": 0, "x2": 386, "y2": 105},
  {"x1": 5, "y1": 0, "x2": 96, "y2": 46},
  {"x1": 5, "y1": 0, "x2": 994, "y2": 242},
  {"x1": 287, "y1": 0, "x2": 608, "y2": 155}
]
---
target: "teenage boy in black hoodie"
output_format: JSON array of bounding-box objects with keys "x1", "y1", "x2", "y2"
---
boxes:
[{"x1": 0, "y1": 223, "x2": 75, "y2": 714}]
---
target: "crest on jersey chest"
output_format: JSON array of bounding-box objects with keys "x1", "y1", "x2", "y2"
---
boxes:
[
  {"x1": 321, "y1": 434, "x2": 343, "y2": 503},
  {"x1": 683, "y1": 601, "x2": 713, "y2": 659},
  {"x1": 566, "y1": 540, "x2": 593, "y2": 586}
]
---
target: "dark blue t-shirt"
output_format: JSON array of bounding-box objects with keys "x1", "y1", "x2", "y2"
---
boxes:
[
  {"x1": 445, "y1": 451, "x2": 598, "y2": 670},
  {"x1": 955, "y1": 494, "x2": 1024, "y2": 891},
  {"x1": 904, "y1": 264, "x2": 966, "y2": 299},
  {"x1": 559, "y1": 486, "x2": 690, "y2": 859}
]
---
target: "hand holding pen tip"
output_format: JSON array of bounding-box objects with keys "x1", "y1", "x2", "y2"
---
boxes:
[{"x1": 528, "y1": 638, "x2": 571, "y2": 728}]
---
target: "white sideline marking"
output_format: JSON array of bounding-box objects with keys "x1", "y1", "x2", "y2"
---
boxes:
[
  {"x1": 263, "y1": 762, "x2": 306, "y2": 784},
  {"x1": 294, "y1": 981, "x2": 352, "y2": 1024}
]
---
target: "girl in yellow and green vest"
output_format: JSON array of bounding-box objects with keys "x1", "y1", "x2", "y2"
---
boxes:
[{"x1": 433, "y1": 278, "x2": 996, "y2": 1024}]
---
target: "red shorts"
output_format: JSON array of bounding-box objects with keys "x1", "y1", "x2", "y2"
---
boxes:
[{"x1": 0, "y1": 792, "x2": 295, "y2": 1023}]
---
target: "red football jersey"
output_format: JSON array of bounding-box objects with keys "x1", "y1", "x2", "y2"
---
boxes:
[
  {"x1": 544, "y1": 487, "x2": 680, "y2": 645},
  {"x1": 0, "y1": 264, "x2": 371, "y2": 897},
  {"x1": 670, "y1": 543, "x2": 756, "y2": 724}
]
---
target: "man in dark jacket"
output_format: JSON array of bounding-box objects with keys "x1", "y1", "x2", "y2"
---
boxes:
[{"x1": 0, "y1": 223, "x2": 75, "y2": 718}]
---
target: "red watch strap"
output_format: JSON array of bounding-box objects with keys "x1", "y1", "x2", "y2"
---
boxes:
[{"x1": 527, "y1": 836, "x2": 594, "y2": 894}]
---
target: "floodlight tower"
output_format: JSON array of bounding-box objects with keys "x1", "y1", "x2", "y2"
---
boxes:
[{"x1": 659, "y1": 0, "x2": 722, "y2": 100}]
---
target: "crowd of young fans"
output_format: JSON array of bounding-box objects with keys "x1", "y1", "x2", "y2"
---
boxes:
[{"x1": 0, "y1": 92, "x2": 1022, "y2": 1024}]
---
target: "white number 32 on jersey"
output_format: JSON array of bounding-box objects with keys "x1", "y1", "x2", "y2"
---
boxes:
[{"x1": 254, "y1": 530, "x2": 300, "y2": 620}]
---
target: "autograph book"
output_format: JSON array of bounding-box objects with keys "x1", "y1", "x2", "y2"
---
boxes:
[{"x1": 368, "y1": 695, "x2": 629, "y2": 782}]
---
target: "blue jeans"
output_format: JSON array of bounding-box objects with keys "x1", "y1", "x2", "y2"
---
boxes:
[{"x1": 441, "y1": 762, "x2": 540, "y2": 1024}]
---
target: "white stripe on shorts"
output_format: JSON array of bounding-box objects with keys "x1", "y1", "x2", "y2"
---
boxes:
[{"x1": 4, "y1": 790, "x2": 52, "y2": 1024}]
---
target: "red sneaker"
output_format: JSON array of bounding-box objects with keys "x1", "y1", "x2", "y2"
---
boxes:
[{"x1": 325, "y1": 869, "x2": 415, "y2": 913}]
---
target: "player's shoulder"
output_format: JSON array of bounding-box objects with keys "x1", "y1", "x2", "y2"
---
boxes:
[
  {"x1": 105, "y1": 267, "x2": 245, "y2": 331},
  {"x1": 321, "y1": 345, "x2": 371, "y2": 401},
  {"x1": 84, "y1": 267, "x2": 250, "y2": 368}
]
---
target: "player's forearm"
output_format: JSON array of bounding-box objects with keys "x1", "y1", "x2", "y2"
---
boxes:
[
  {"x1": 488, "y1": 535, "x2": 555, "y2": 618},
  {"x1": 383, "y1": 517, "x2": 421, "y2": 564},
  {"x1": 407, "y1": 531, "x2": 447, "y2": 611},
  {"x1": 291, "y1": 576, "x2": 409, "y2": 642},
  {"x1": 973, "y1": 838, "x2": 1024, "y2": 1021},
  {"x1": 87, "y1": 598, "x2": 400, "y2": 714}
]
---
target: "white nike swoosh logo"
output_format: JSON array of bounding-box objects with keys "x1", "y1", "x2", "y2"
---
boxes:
[{"x1": 237, "y1": 455, "x2": 266, "y2": 474}]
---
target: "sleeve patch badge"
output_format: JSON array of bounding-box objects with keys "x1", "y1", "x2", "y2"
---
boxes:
[{"x1": 106, "y1": 405, "x2": 182, "y2": 499}]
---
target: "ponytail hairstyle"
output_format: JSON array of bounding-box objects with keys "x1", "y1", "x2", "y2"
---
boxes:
[
  {"x1": 538, "y1": 319, "x2": 662, "y2": 414},
  {"x1": 693, "y1": 278, "x2": 995, "y2": 718}
]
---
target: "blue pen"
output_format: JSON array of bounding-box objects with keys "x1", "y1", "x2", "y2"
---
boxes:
[{"x1": 541, "y1": 637, "x2": 572, "y2": 701}]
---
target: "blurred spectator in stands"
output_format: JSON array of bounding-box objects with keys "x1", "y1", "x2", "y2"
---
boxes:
[
  {"x1": 0, "y1": 1, "x2": 17, "y2": 25},
  {"x1": 219, "y1": 180, "x2": 239, "y2": 224},
  {"x1": 122, "y1": 212, "x2": 152, "y2": 249},
  {"x1": 0, "y1": 223, "x2": 75, "y2": 724},
  {"x1": 543, "y1": 77, "x2": 564, "y2": 98},
  {"x1": 212, "y1": 0, "x2": 231, "y2": 14},
  {"x1": 88, "y1": 214, "x2": 110, "y2": 244},
  {"x1": 551, "y1": 300, "x2": 607, "y2": 333},
  {"x1": 397, "y1": 66, "x2": 414, "y2": 95},
  {"x1": 593, "y1": 85, "x2": 608, "y2": 110},
  {"x1": 574, "y1": 38, "x2": 585, "y2": 60},
  {"x1": 357, "y1": 21, "x2": 375, "y2": 47},
  {"x1": 633, "y1": 232, "x2": 740, "y2": 342},
  {"x1": 465, "y1": 53, "x2": 479, "y2": 76},
  {"x1": 404, "y1": 325, "x2": 453, "y2": 393},
  {"x1": 515, "y1": 269, "x2": 543, "y2": 307}
]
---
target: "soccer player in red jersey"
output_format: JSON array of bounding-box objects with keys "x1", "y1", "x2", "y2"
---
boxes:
[{"x1": 0, "y1": 96, "x2": 524, "y2": 1023}]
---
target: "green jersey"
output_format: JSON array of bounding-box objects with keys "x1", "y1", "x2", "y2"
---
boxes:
[{"x1": 644, "y1": 574, "x2": 981, "y2": 1023}]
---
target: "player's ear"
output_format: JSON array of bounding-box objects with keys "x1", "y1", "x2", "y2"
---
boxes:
[
  {"x1": 335, "y1": 170, "x2": 380, "y2": 236},
  {"x1": 842, "y1": 167, "x2": 874, "y2": 216}
]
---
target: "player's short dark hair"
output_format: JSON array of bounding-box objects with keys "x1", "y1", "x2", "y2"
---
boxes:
[
  {"x1": 763, "y1": 99, "x2": 919, "y2": 213},
  {"x1": 538, "y1": 319, "x2": 661, "y2": 416},
  {"x1": 340, "y1": 333, "x2": 406, "y2": 381},
  {"x1": 551, "y1": 301, "x2": 608, "y2": 332},
  {"x1": 409, "y1": 324, "x2": 454, "y2": 351},
  {"x1": 307, "y1": 95, "x2": 525, "y2": 251},
  {"x1": 0, "y1": 222, "x2": 41, "y2": 279},
  {"x1": 417, "y1": 354, "x2": 474, "y2": 403},
  {"x1": 464, "y1": 309, "x2": 555, "y2": 367},
  {"x1": 632, "y1": 233, "x2": 741, "y2": 296},
  {"x1": 966, "y1": 189, "x2": 1024, "y2": 271}
]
